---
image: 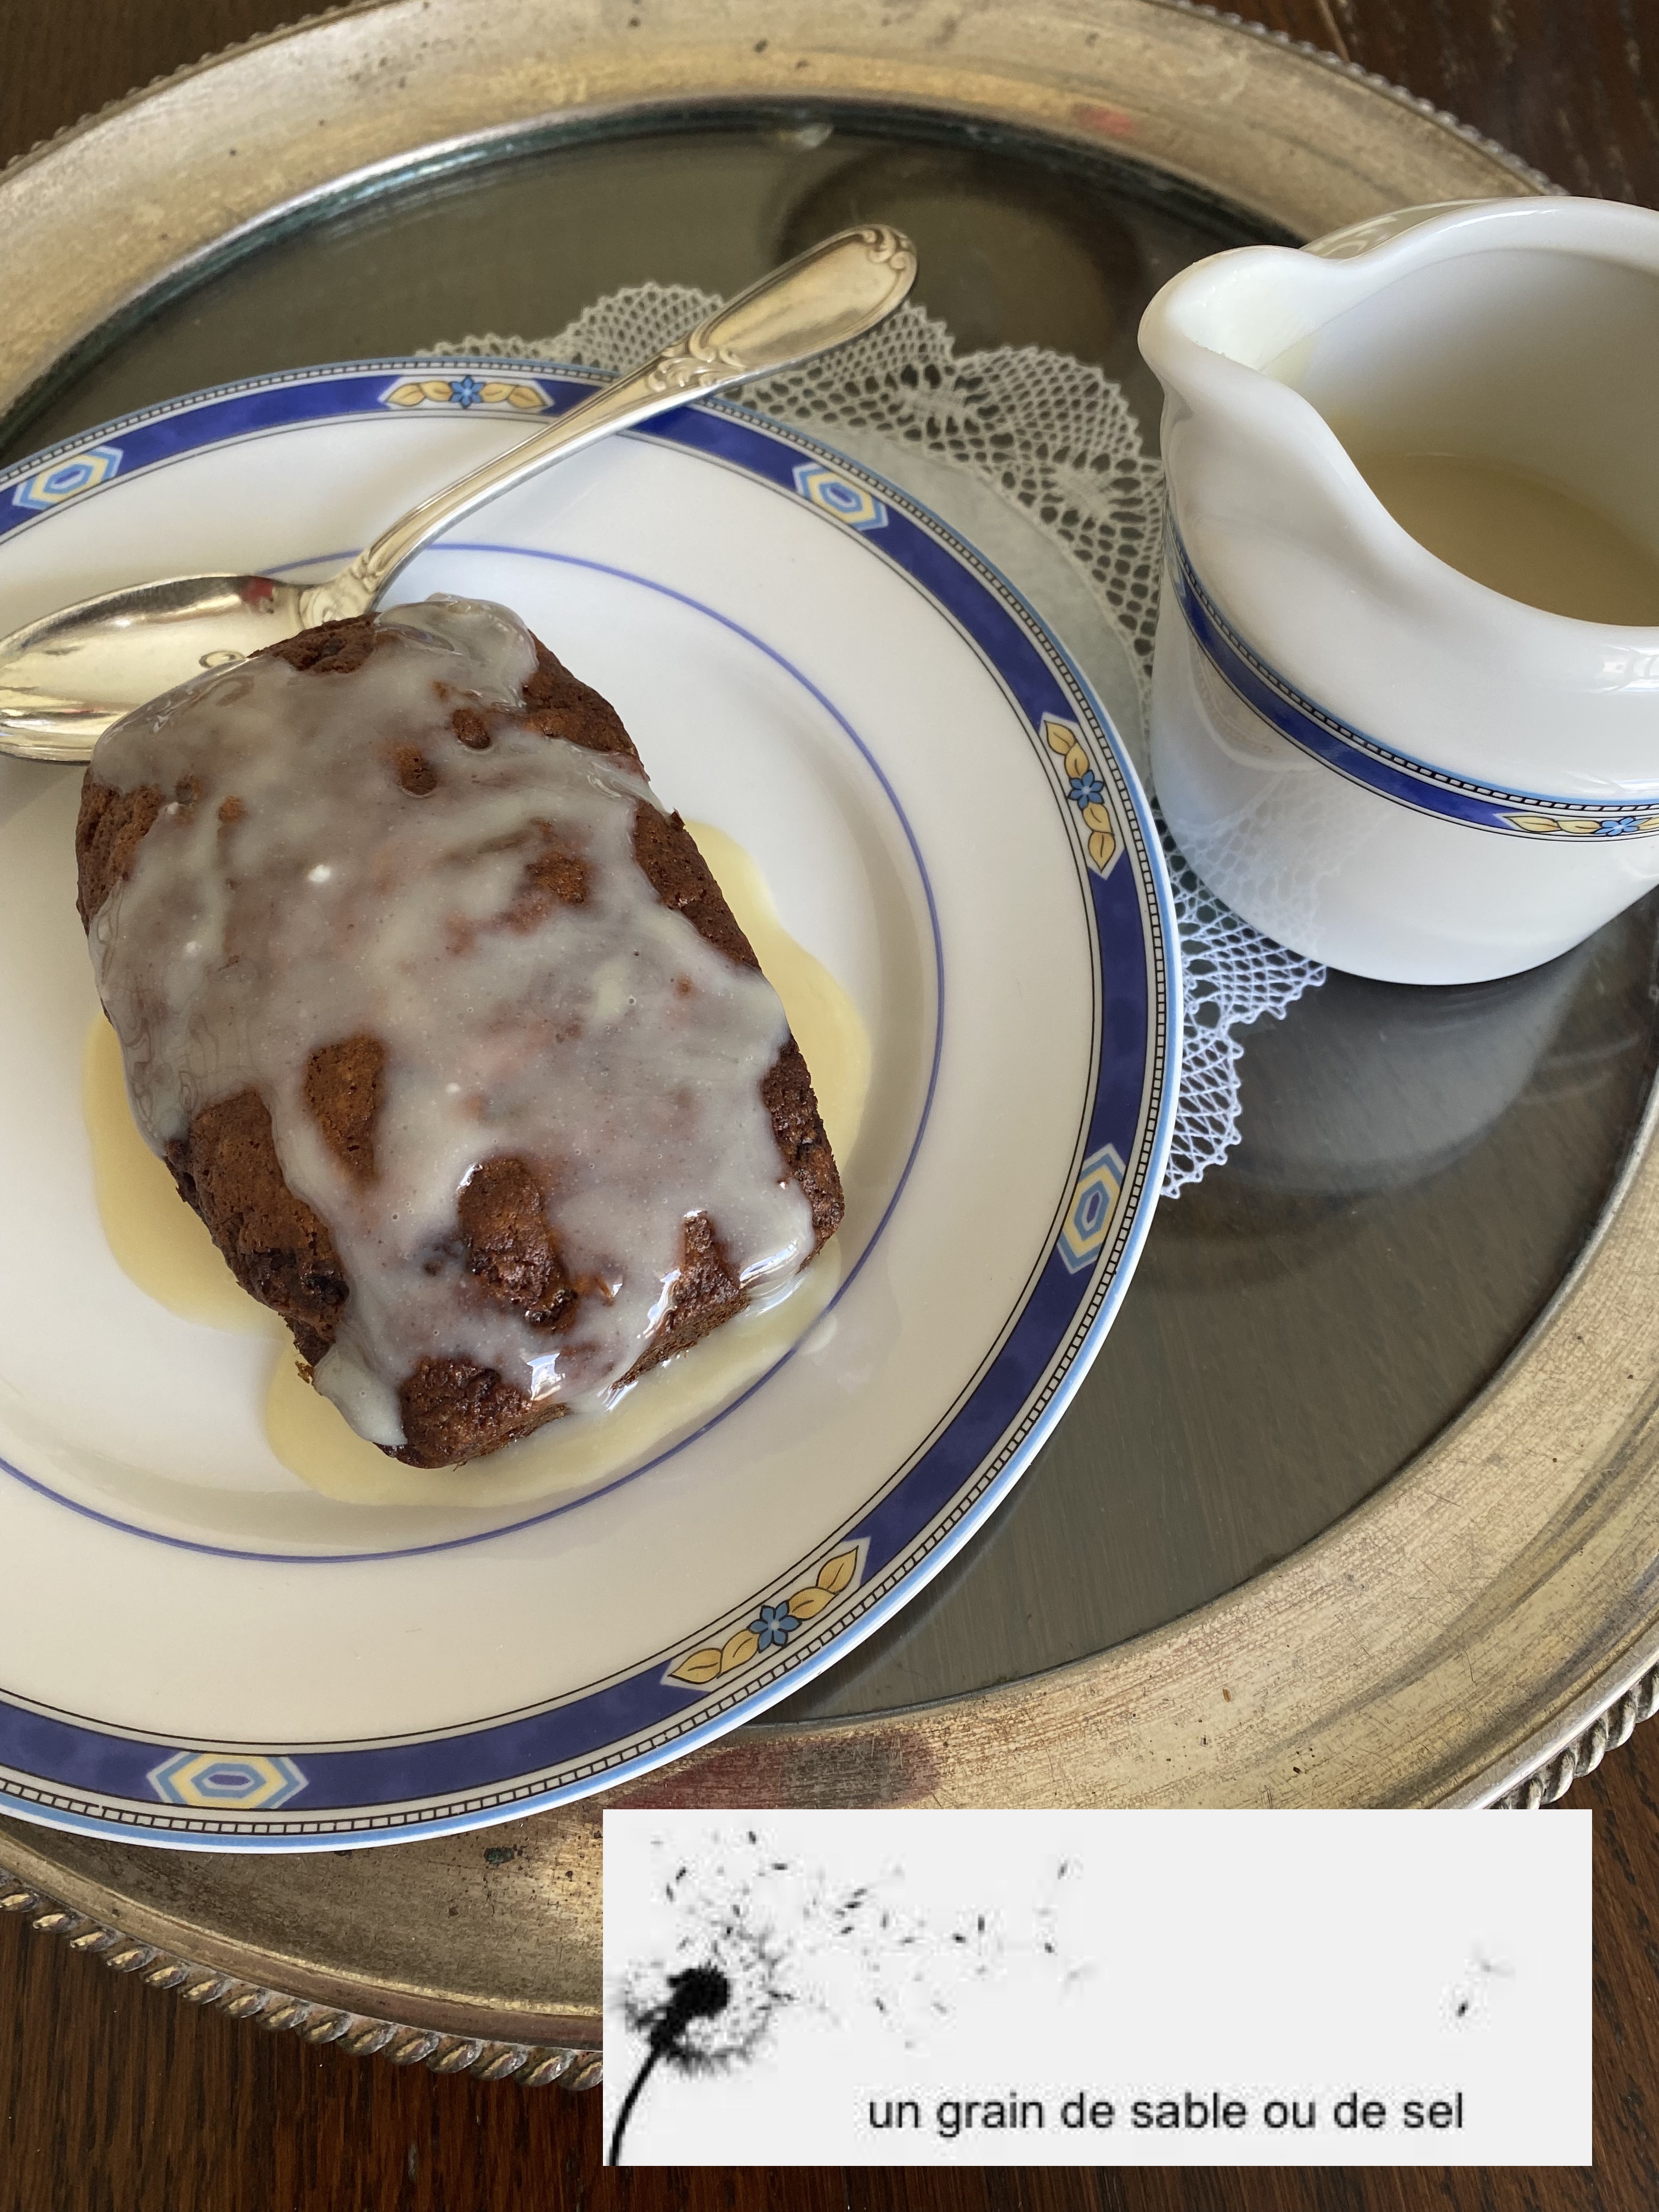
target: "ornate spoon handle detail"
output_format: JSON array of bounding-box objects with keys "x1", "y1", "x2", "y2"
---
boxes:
[{"x1": 301, "y1": 227, "x2": 916, "y2": 624}]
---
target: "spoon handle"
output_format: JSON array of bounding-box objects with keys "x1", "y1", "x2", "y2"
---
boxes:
[{"x1": 299, "y1": 225, "x2": 916, "y2": 626}]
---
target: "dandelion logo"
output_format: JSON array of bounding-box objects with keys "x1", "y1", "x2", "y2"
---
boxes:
[
  {"x1": 608, "y1": 1840, "x2": 800, "y2": 2162},
  {"x1": 606, "y1": 1826, "x2": 1091, "y2": 2163},
  {"x1": 610, "y1": 1954, "x2": 759, "y2": 2165}
]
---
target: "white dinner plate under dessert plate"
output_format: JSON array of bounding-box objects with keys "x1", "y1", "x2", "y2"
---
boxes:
[{"x1": 0, "y1": 360, "x2": 1177, "y2": 1848}]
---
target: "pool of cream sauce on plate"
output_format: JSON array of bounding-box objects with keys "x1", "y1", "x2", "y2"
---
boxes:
[{"x1": 84, "y1": 821, "x2": 867, "y2": 1508}]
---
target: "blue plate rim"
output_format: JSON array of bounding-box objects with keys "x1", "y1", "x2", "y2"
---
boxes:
[{"x1": 0, "y1": 357, "x2": 1180, "y2": 1846}]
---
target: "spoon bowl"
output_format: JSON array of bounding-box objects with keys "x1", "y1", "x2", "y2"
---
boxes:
[{"x1": 0, "y1": 576, "x2": 311, "y2": 758}]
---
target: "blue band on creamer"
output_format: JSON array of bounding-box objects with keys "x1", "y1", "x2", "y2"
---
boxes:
[{"x1": 1167, "y1": 521, "x2": 1659, "y2": 842}]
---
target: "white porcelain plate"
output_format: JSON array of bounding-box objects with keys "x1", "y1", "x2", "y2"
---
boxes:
[{"x1": 0, "y1": 362, "x2": 1176, "y2": 1848}]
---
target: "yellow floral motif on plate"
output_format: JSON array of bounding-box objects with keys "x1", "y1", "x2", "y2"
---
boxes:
[
  {"x1": 1044, "y1": 716, "x2": 1119, "y2": 875},
  {"x1": 667, "y1": 1543, "x2": 864, "y2": 1688},
  {"x1": 382, "y1": 379, "x2": 547, "y2": 411},
  {"x1": 1501, "y1": 809, "x2": 1659, "y2": 838}
]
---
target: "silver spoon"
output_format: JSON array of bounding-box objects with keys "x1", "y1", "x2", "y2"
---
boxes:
[{"x1": 0, "y1": 225, "x2": 916, "y2": 764}]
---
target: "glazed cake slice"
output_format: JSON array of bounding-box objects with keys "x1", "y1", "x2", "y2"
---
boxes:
[{"x1": 76, "y1": 597, "x2": 843, "y2": 1467}]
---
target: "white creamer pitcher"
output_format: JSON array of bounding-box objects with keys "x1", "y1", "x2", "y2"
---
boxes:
[{"x1": 1139, "y1": 197, "x2": 1659, "y2": 984}]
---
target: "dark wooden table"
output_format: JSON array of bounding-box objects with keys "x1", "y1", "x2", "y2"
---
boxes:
[{"x1": 5, "y1": 2, "x2": 1659, "y2": 2206}]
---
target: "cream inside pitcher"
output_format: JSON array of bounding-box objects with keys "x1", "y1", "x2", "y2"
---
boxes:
[{"x1": 1138, "y1": 197, "x2": 1659, "y2": 984}]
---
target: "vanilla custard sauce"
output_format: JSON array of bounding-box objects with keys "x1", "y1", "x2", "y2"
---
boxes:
[
  {"x1": 1355, "y1": 451, "x2": 1659, "y2": 625},
  {"x1": 85, "y1": 820, "x2": 867, "y2": 1504},
  {"x1": 83, "y1": 1015, "x2": 281, "y2": 1339}
]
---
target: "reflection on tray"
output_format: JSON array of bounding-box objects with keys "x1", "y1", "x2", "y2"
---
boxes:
[{"x1": 1229, "y1": 934, "x2": 1599, "y2": 1199}]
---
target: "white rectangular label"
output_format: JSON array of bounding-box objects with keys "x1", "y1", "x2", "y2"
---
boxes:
[{"x1": 602, "y1": 1809, "x2": 1590, "y2": 2167}]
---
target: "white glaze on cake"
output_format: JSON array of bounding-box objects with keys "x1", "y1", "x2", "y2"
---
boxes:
[{"x1": 85, "y1": 597, "x2": 812, "y2": 1448}]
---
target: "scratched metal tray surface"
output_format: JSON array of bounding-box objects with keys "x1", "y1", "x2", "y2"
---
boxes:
[{"x1": 4, "y1": 0, "x2": 1657, "y2": 2083}]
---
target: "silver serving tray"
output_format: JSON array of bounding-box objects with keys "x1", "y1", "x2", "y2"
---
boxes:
[{"x1": 8, "y1": 0, "x2": 1649, "y2": 2089}]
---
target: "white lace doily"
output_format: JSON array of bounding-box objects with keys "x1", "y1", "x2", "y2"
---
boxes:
[{"x1": 427, "y1": 291, "x2": 1325, "y2": 1195}]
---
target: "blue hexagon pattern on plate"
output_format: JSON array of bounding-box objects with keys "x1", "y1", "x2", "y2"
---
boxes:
[
  {"x1": 1057, "y1": 1144, "x2": 1127, "y2": 1276},
  {"x1": 792, "y1": 460, "x2": 888, "y2": 530},
  {"x1": 12, "y1": 444, "x2": 124, "y2": 510},
  {"x1": 146, "y1": 1751, "x2": 308, "y2": 1810}
]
